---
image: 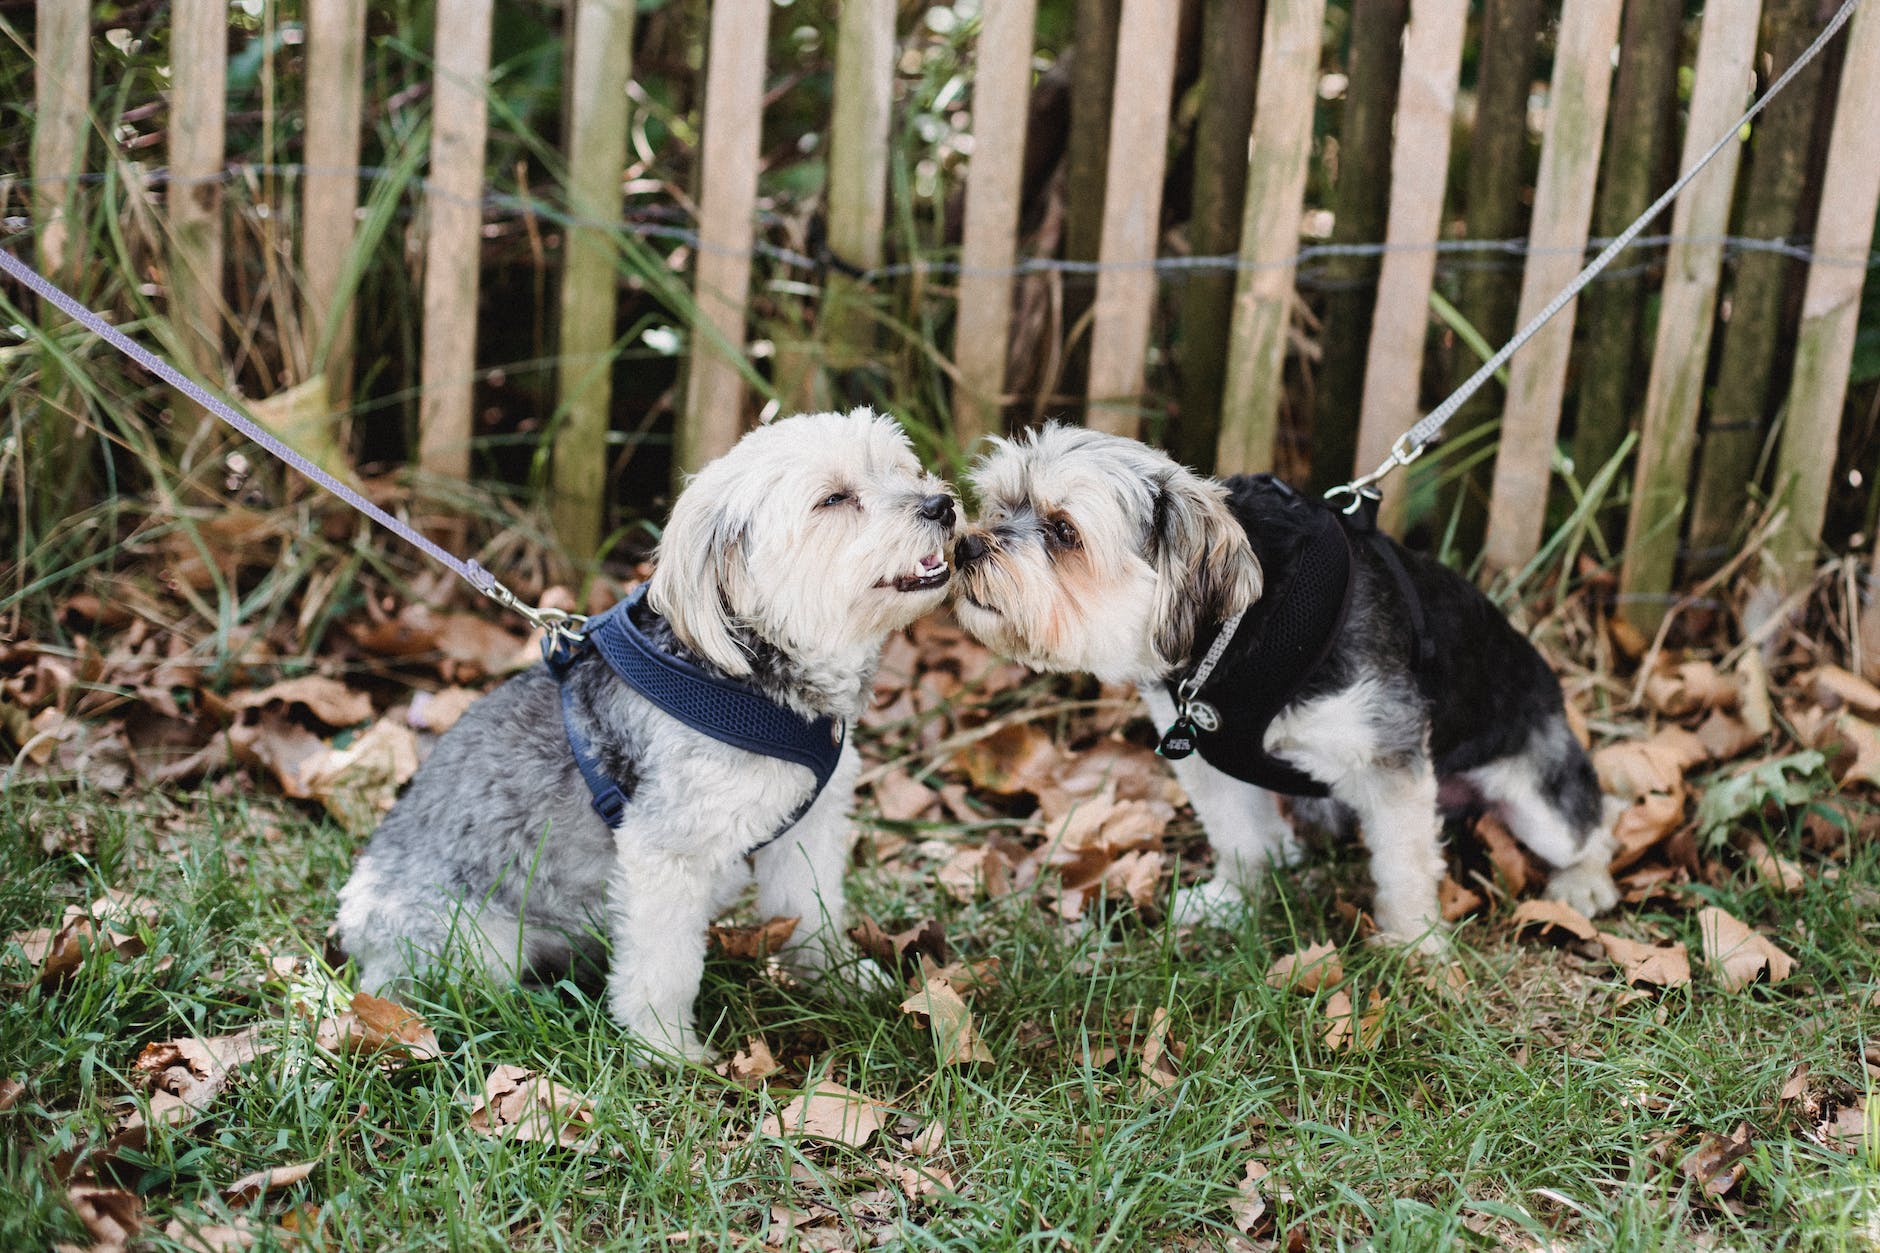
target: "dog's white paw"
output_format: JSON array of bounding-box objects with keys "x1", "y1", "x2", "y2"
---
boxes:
[
  {"x1": 1170, "y1": 879, "x2": 1252, "y2": 928},
  {"x1": 624, "y1": 1025, "x2": 717, "y2": 1068},
  {"x1": 1369, "y1": 919, "x2": 1451, "y2": 959},
  {"x1": 1545, "y1": 863, "x2": 1620, "y2": 918}
]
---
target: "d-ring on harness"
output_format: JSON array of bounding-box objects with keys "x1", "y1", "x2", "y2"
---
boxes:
[{"x1": 541, "y1": 585, "x2": 845, "y2": 851}]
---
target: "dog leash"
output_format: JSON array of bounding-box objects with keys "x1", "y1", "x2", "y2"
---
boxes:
[
  {"x1": 1323, "y1": 0, "x2": 1863, "y2": 515},
  {"x1": 0, "y1": 247, "x2": 587, "y2": 646}
]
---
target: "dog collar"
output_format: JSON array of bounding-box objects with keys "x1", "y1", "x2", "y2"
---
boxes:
[
  {"x1": 1159, "y1": 477, "x2": 1391, "y2": 798},
  {"x1": 541, "y1": 585, "x2": 844, "y2": 843}
]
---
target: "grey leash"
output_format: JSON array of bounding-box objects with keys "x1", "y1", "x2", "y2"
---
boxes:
[
  {"x1": 0, "y1": 246, "x2": 584, "y2": 642},
  {"x1": 1326, "y1": 0, "x2": 1864, "y2": 512}
]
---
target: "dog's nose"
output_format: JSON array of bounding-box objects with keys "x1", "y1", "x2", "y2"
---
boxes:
[
  {"x1": 917, "y1": 494, "x2": 957, "y2": 528},
  {"x1": 954, "y1": 532, "x2": 990, "y2": 568}
]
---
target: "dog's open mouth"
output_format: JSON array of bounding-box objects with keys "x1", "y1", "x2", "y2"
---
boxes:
[{"x1": 880, "y1": 552, "x2": 949, "y2": 593}]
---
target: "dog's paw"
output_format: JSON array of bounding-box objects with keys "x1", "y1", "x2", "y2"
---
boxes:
[
  {"x1": 1170, "y1": 880, "x2": 1252, "y2": 929},
  {"x1": 624, "y1": 1026, "x2": 717, "y2": 1069},
  {"x1": 1544, "y1": 864, "x2": 1620, "y2": 918},
  {"x1": 1369, "y1": 921, "x2": 1451, "y2": 959}
]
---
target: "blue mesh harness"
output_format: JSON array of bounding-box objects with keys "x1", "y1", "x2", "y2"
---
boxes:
[{"x1": 541, "y1": 585, "x2": 845, "y2": 848}]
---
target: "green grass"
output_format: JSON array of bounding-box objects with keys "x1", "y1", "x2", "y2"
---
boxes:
[{"x1": 3, "y1": 782, "x2": 1877, "y2": 1250}]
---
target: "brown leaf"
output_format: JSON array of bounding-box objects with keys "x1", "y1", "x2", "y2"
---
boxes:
[
  {"x1": 1597, "y1": 932, "x2": 1691, "y2": 988},
  {"x1": 846, "y1": 916, "x2": 951, "y2": 978},
  {"x1": 313, "y1": 992, "x2": 439, "y2": 1065},
  {"x1": 1135, "y1": 1006, "x2": 1181, "y2": 1096},
  {"x1": 468, "y1": 1064, "x2": 597, "y2": 1151},
  {"x1": 1509, "y1": 899, "x2": 1599, "y2": 943},
  {"x1": 1679, "y1": 1122, "x2": 1754, "y2": 1197},
  {"x1": 936, "y1": 844, "x2": 1015, "y2": 903},
  {"x1": 1831, "y1": 713, "x2": 1880, "y2": 788},
  {"x1": 1694, "y1": 710, "x2": 1760, "y2": 761},
  {"x1": 890, "y1": 1159, "x2": 955, "y2": 1202},
  {"x1": 160, "y1": 1219, "x2": 258, "y2": 1253},
  {"x1": 1266, "y1": 942, "x2": 1343, "y2": 994},
  {"x1": 0, "y1": 1078, "x2": 23, "y2": 1111},
  {"x1": 899, "y1": 971, "x2": 993, "y2": 1067},
  {"x1": 1820, "y1": 1098, "x2": 1870, "y2": 1152},
  {"x1": 221, "y1": 1160, "x2": 317, "y2": 1205},
  {"x1": 299, "y1": 716, "x2": 420, "y2": 833},
  {"x1": 405, "y1": 686, "x2": 482, "y2": 734},
  {"x1": 1810, "y1": 665, "x2": 1880, "y2": 717},
  {"x1": 708, "y1": 916, "x2": 800, "y2": 961},
  {"x1": 215, "y1": 675, "x2": 372, "y2": 728},
  {"x1": 723, "y1": 1038, "x2": 781, "y2": 1087},
  {"x1": 758, "y1": 1081, "x2": 886, "y2": 1147},
  {"x1": 12, "y1": 891, "x2": 158, "y2": 988},
  {"x1": 1438, "y1": 876, "x2": 1483, "y2": 921},
  {"x1": 931, "y1": 956, "x2": 1001, "y2": 997},
  {"x1": 1739, "y1": 837, "x2": 1805, "y2": 893},
  {"x1": 1643, "y1": 660, "x2": 1736, "y2": 717},
  {"x1": 872, "y1": 769, "x2": 937, "y2": 823},
  {"x1": 1322, "y1": 988, "x2": 1386, "y2": 1053},
  {"x1": 1230, "y1": 1160, "x2": 1271, "y2": 1235},
  {"x1": 1102, "y1": 849, "x2": 1166, "y2": 909},
  {"x1": 951, "y1": 722, "x2": 1064, "y2": 796},
  {"x1": 1472, "y1": 813, "x2": 1531, "y2": 896},
  {"x1": 1610, "y1": 792, "x2": 1686, "y2": 872},
  {"x1": 67, "y1": 1184, "x2": 142, "y2": 1253},
  {"x1": 1594, "y1": 734, "x2": 1701, "y2": 801},
  {"x1": 1697, "y1": 906, "x2": 1795, "y2": 992}
]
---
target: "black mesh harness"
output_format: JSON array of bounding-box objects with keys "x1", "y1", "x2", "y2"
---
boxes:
[
  {"x1": 1158, "y1": 481, "x2": 1433, "y2": 798},
  {"x1": 541, "y1": 585, "x2": 844, "y2": 849}
]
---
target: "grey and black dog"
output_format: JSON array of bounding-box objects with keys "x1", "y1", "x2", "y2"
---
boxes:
[
  {"x1": 337, "y1": 409, "x2": 957, "y2": 1060},
  {"x1": 950, "y1": 425, "x2": 1616, "y2": 952}
]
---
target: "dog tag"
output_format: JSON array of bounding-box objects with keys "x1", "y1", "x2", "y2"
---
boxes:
[
  {"x1": 1158, "y1": 719, "x2": 1198, "y2": 760},
  {"x1": 1187, "y1": 700, "x2": 1221, "y2": 733}
]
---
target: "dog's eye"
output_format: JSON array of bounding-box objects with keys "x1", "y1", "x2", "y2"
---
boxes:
[
  {"x1": 1049, "y1": 518, "x2": 1079, "y2": 548},
  {"x1": 816, "y1": 491, "x2": 853, "y2": 509}
]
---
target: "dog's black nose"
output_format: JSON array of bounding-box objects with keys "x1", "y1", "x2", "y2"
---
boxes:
[
  {"x1": 918, "y1": 494, "x2": 957, "y2": 528},
  {"x1": 954, "y1": 532, "x2": 990, "y2": 568}
]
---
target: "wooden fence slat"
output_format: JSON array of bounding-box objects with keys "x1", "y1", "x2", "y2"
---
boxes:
[
  {"x1": 416, "y1": 0, "x2": 494, "y2": 481},
  {"x1": 1770, "y1": 0, "x2": 1880, "y2": 575},
  {"x1": 677, "y1": 0, "x2": 772, "y2": 474},
  {"x1": 819, "y1": 0, "x2": 896, "y2": 382},
  {"x1": 1213, "y1": 0, "x2": 1327, "y2": 476},
  {"x1": 1310, "y1": 0, "x2": 1407, "y2": 495},
  {"x1": 32, "y1": 0, "x2": 89, "y2": 287},
  {"x1": 550, "y1": 0, "x2": 635, "y2": 557},
  {"x1": 1349, "y1": 0, "x2": 1468, "y2": 533},
  {"x1": 301, "y1": 0, "x2": 366, "y2": 395},
  {"x1": 953, "y1": 0, "x2": 1039, "y2": 448},
  {"x1": 1617, "y1": 0, "x2": 1763, "y2": 628},
  {"x1": 1480, "y1": 0, "x2": 1623, "y2": 574},
  {"x1": 170, "y1": 0, "x2": 228, "y2": 429},
  {"x1": 1084, "y1": 0, "x2": 1181, "y2": 438}
]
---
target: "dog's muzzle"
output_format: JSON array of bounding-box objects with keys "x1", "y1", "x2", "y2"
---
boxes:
[{"x1": 953, "y1": 531, "x2": 990, "y2": 570}]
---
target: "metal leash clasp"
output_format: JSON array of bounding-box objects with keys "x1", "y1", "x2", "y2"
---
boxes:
[{"x1": 477, "y1": 579, "x2": 589, "y2": 645}]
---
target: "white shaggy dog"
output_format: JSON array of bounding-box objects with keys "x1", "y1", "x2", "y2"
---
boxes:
[
  {"x1": 336, "y1": 409, "x2": 957, "y2": 1060},
  {"x1": 950, "y1": 425, "x2": 1616, "y2": 951}
]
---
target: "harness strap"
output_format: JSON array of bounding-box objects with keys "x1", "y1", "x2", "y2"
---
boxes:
[{"x1": 541, "y1": 586, "x2": 844, "y2": 851}]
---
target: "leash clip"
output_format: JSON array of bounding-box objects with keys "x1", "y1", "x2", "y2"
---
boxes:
[{"x1": 477, "y1": 579, "x2": 589, "y2": 645}]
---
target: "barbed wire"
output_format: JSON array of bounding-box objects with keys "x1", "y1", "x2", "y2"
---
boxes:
[{"x1": 5, "y1": 160, "x2": 1876, "y2": 291}]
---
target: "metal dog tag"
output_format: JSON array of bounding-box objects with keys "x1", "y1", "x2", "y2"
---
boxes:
[
  {"x1": 1187, "y1": 700, "x2": 1221, "y2": 733},
  {"x1": 1158, "y1": 719, "x2": 1198, "y2": 760}
]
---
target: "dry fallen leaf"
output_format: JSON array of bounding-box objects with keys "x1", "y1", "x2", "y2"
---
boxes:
[
  {"x1": 214, "y1": 675, "x2": 372, "y2": 728},
  {"x1": 723, "y1": 1037, "x2": 782, "y2": 1087},
  {"x1": 758, "y1": 1081, "x2": 886, "y2": 1148},
  {"x1": 1135, "y1": 1006, "x2": 1181, "y2": 1097},
  {"x1": 888, "y1": 1158, "x2": 955, "y2": 1202},
  {"x1": 66, "y1": 1183, "x2": 142, "y2": 1253},
  {"x1": 951, "y1": 722, "x2": 1064, "y2": 796},
  {"x1": 1230, "y1": 1160, "x2": 1270, "y2": 1235},
  {"x1": 1810, "y1": 666, "x2": 1880, "y2": 717},
  {"x1": 1594, "y1": 735, "x2": 1701, "y2": 801},
  {"x1": 221, "y1": 1160, "x2": 317, "y2": 1205},
  {"x1": 708, "y1": 916, "x2": 800, "y2": 961},
  {"x1": 160, "y1": 1219, "x2": 259, "y2": 1253},
  {"x1": 1739, "y1": 837, "x2": 1805, "y2": 894},
  {"x1": 1472, "y1": 813, "x2": 1532, "y2": 895},
  {"x1": 1697, "y1": 906, "x2": 1795, "y2": 992},
  {"x1": 11, "y1": 890, "x2": 158, "y2": 988},
  {"x1": 1438, "y1": 876, "x2": 1484, "y2": 921},
  {"x1": 467, "y1": 1064, "x2": 597, "y2": 1151},
  {"x1": 313, "y1": 992, "x2": 440, "y2": 1065},
  {"x1": 873, "y1": 769, "x2": 938, "y2": 823},
  {"x1": 406, "y1": 686, "x2": 482, "y2": 734},
  {"x1": 1610, "y1": 792, "x2": 1686, "y2": 872},
  {"x1": 936, "y1": 844, "x2": 1016, "y2": 904},
  {"x1": 1266, "y1": 942, "x2": 1343, "y2": 994},
  {"x1": 899, "y1": 970, "x2": 994, "y2": 1067},
  {"x1": 1509, "y1": 899, "x2": 1599, "y2": 943},
  {"x1": 846, "y1": 916, "x2": 951, "y2": 978},
  {"x1": 1322, "y1": 988, "x2": 1386, "y2": 1053},
  {"x1": 1597, "y1": 933, "x2": 1691, "y2": 989},
  {"x1": 1679, "y1": 1122, "x2": 1754, "y2": 1198},
  {"x1": 299, "y1": 716, "x2": 421, "y2": 832}
]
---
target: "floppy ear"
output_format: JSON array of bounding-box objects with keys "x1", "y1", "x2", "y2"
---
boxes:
[
  {"x1": 647, "y1": 479, "x2": 754, "y2": 676},
  {"x1": 1148, "y1": 468, "x2": 1262, "y2": 670}
]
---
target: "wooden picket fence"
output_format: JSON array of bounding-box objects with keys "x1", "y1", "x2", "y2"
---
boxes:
[{"x1": 21, "y1": 0, "x2": 1880, "y2": 629}]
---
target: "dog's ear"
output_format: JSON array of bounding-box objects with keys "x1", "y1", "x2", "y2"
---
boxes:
[
  {"x1": 647, "y1": 481, "x2": 754, "y2": 676},
  {"x1": 1148, "y1": 468, "x2": 1262, "y2": 669}
]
